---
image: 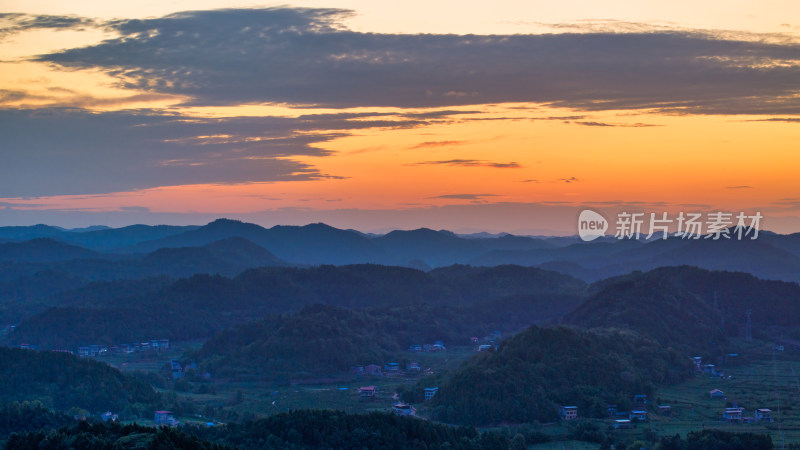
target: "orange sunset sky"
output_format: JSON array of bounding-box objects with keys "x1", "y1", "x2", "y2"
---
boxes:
[{"x1": 1, "y1": 1, "x2": 799, "y2": 234}]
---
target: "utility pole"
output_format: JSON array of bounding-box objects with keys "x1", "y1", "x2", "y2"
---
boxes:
[{"x1": 746, "y1": 309, "x2": 752, "y2": 342}]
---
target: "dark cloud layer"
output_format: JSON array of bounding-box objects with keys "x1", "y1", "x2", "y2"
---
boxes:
[
  {"x1": 0, "y1": 107, "x2": 438, "y2": 197},
  {"x1": 33, "y1": 8, "x2": 800, "y2": 114}
]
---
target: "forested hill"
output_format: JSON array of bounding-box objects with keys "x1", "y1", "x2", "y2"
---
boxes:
[
  {"x1": 189, "y1": 298, "x2": 582, "y2": 381},
  {"x1": 5, "y1": 264, "x2": 586, "y2": 349},
  {"x1": 565, "y1": 265, "x2": 800, "y2": 352},
  {"x1": 424, "y1": 326, "x2": 692, "y2": 426},
  {"x1": 564, "y1": 275, "x2": 727, "y2": 353},
  {"x1": 0, "y1": 347, "x2": 160, "y2": 414}
]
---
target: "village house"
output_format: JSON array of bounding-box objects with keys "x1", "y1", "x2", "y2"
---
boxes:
[
  {"x1": 470, "y1": 337, "x2": 479, "y2": 344},
  {"x1": 424, "y1": 387, "x2": 438, "y2": 400},
  {"x1": 755, "y1": 408, "x2": 774, "y2": 422},
  {"x1": 613, "y1": 419, "x2": 632, "y2": 429},
  {"x1": 171, "y1": 359, "x2": 184, "y2": 379},
  {"x1": 430, "y1": 341, "x2": 446, "y2": 352},
  {"x1": 101, "y1": 411, "x2": 118, "y2": 422},
  {"x1": 154, "y1": 411, "x2": 178, "y2": 427},
  {"x1": 633, "y1": 394, "x2": 647, "y2": 406},
  {"x1": 359, "y1": 386, "x2": 378, "y2": 399},
  {"x1": 384, "y1": 362, "x2": 400, "y2": 372},
  {"x1": 364, "y1": 364, "x2": 382, "y2": 376},
  {"x1": 477, "y1": 344, "x2": 493, "y2": 352},
  {"x1": 392, "y1": 403, "x2": 416, "y2": 416},
  {"x1": 691, "y1": 356, "x2": 703, "y2": 371},
  {"x1": 657, "y1": 405, "x2": 672, "y2": 416},
  {"x1": 406, "y1": 362, "x2": 420, "y2": 372},
  {"x1": 709, "y1": 389, "x2": 725, "y2": 398},
  {"x1": 629, "y1": 410, "x2": 648, "y2": 422},
  {"x1": 704, "y1": 364, "x2": 723, "y2": 377},
  {"x1": 723, "y1": 407, "x2": 744, "y2": 423},
  {"x1": 559, "y1": 406, "x2": 578, "y2": 421}
]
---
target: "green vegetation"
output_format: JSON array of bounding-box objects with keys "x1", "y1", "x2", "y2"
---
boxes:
[
  {"x1": 191, "y1": 410, "x2": 510, "y2": 449},
  {"x1": 0, "y1": 402, "x2": 72, "y2": 444},
  {"x1": 565, "y1": 274, "x2": 728, "y2": 353},
  {"x1": 6, "y1": 264, "x2": 585, "y2": 349},
  {"x1": 656, "y1": 429, "x2": 773, "y2": 449},
  {"x1": 425, "y1": 326, "x2": 692, "y2": 425},
  {"x1": 0, "y1": 347, "x2": 159, "y2": 414},
  {"x1": 4, "y1": 421, "x2": 228, "y2": 450}
]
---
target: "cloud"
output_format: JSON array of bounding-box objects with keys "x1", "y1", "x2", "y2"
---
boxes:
[
  {"x1": 726, "y1": 185, "x2": 753, "y2": 189},
  {"x1": 34, "y1": 8, "x2": 800, "y2": 114},
  {"x1": 575, "y1": 121, "x2": 614, "y2": 127},
  {"x1": 0, "y1": 108, "x2": 425, "y2": 197},
  {"x1": 745, "y1": 118, "x2": 800, "y2": 123},
  {"x1": 408, "y1": 140, "x2": 469, "y2": 149},
  {"x1": 0, "y1": 88, "x2": 182, "y2": 109},
  {"x1": 521, "y1": 179, "x2": 539, "y2": 183},
  {"x1": 412, "y1": 159, "x2": 522, "y2": 168},
  {"x1": 556, "y1": 177, "x2": 580, "y2": 183},
  {"x1": 119, "y1": 206, "x2": 151, "y2": 212},
  {"x1": 429, "y1": 193, "x2": 498, "y2": 199},
  {"x1": 571, "y1": 120, "x2": 663, "y2": 127},
  {"x1": 0, "y1": 13, "x2": 97, "y2": 39}
]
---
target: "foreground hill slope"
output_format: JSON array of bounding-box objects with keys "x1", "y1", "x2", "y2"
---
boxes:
[
  {"x1": 0, "y1": 347, "x2": 159, "y2": 413},
  {"x1": 427, "y1": 326, "x2": 692, "y2": 425}
]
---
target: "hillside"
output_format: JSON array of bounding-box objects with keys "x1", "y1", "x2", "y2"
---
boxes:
[
  {"x1": 0, "y1": 347, "x2": 160, "y2": 413},
  {"x1": 583, "y1": 266, "x2": 800, "y2": 333},
  {"x1": 426, "y1": 326, "x2": 692, "y2": 425},
  {"x1": 6, "y1": 265, "x2": 584, "y2": 349},
  {"x1": 190, "y1": 292, "x2": 585, "y2": 381},
  {"x1": 191, "y1": 304, "x2": 434, "y2": 380},
  {"x1": 4, "y1": 410, "x2": 511, "y2": 450},
  {"x1": 0, "y1": 238, "x2": 102, "y2": 263},
  {"x1": 565, "y1": 275, "x2": 728, "y2": 352}
]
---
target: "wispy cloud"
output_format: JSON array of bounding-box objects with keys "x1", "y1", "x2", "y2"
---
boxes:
[
  {"x1": 726, "y1": 185, "x2": 753, "y2": 189},
  {"x1": 412, "y1": 159, "x2": 522, "y2": 168},
  {"x1": 744, "y1": 118, "x2": 800, "y2": 123},
  {"x1": 429, "y1": 193, "x2": 498, "y2": 199},
  {"x1": 556, "y1": 177, "x2": 580, "y2": 183},
  {"x1": 575, "y1": 121, "x2": 614, "y2": 127},
  {"x1": 571, "y1": 120, "x2": 663, "y2": 127},
  {"x1": 0, "y1": 13, "x2": 97, "y2": 39},
  {"x1": 409, "y1": 140, "x2": 469, "y2": 149}
]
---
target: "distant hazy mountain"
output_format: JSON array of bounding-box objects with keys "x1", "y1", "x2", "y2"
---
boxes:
[
  {"x1": 3, "y1": 219, "x2": 800, "y2": 284},
  {"x1": 0, "y1": 238, "x2": 102, "y2": 263},
  {"x1": 61, "y1": 224, "x2": 198, "y2": 251},
  {"x1": 0, "y1": 224, "x2": 195, "y2": 251},
  {"x1": 61, "y1": 225, "x2": 112, "y2": 233},
  {"x1": 0, "y1": 224, "x2": 65, "y2": 242},
  {"x1": 142, "y1": 237, "x2": 286, "y2": 277},
  {"x1": 131, "y1": 219, "x2": 387, "y2": 265},
  {"x1": 372, "y1": 228, "x2": 487, "y2": 266}
]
